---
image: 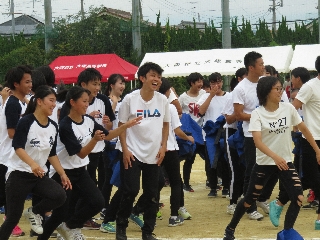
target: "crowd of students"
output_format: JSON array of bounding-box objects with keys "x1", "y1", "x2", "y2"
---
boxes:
[{"x1": 0, "y1": 51, "x2": 320, "y2": 240}]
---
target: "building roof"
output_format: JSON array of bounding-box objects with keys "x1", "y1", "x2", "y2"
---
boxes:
[{"x1": 0, "y1": 14, "x2": 43, "y2": 36}]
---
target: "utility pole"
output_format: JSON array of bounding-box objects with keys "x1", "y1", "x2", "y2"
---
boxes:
[
  {"x1": 269, "y1": 0, "x2": 283, "y2": 32},
  {"x1": 10, "y1": 0, "x2": 15, "y2": 39},
  {"x1": 44, "y1": 0, "x2": 53, "y2": 53},
  {"x1": 221, "y1": 0, "x2": 231, "y2": 49},
  {"x1": 81, "y1": 0, "x2": 84, "y2": 20},
  {"x1": 132, "y1": 0, "x2": 141, "y2": 58}
]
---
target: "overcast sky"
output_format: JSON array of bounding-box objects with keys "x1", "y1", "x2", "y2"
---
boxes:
[{"x1": 0, "y1": 0, "x2": 318, "y2": 29}]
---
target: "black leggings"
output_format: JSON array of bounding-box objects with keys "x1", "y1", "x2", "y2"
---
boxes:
[
  {"x1": 228, "y1": 163, "x2": 303, "y2": 231},
  {"x1": 0, "y1": 171, "x2": 66, "y2": 240}
]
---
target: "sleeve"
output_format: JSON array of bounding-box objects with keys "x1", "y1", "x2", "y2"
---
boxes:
[
  {"x1": 92, "y1": 117, "x2": 109, "y2": 135},
  {"x1": 291, "y1": 105, "x2": 303, "y2": 127},
  {"x1": 118, "y1": 95, "x2": 130, "y2": 123},
  {"x1": 163, "y1": 99, "x2": 171, "y2": 123},
  {"x1": 170, "y1": 105, "x2": 182, "y2": 130},
  {"x1": 281, "y1": 91, "x2": 289, "y2": 103},
  {"x1": 48, "y1": 123, "x2": 58, "y2": 157},
  {"x1": 221, "y1": 95, "x2": 234, "y2": 115},
  {"x1": 248, "y1": 109, "x2": 262, "y2": 132},
  {"x1": 232, "y1": 86, "x2": 245, "y2": 105},
  {"x1": 167, "y1": 89, "x2": 177, "y2": 104},
  {"x1": 12, "y1": 116, "x2": 32, "y2": 149},
  {"x1": 296, "y1": 83, "x2": 312, "y2": 105},
  {"x1": 5, "y1": 100, "x2": 22, "y2": 129},
  {"x1": 102, "y1": 95, "x2": 115, "y2": 122},
  {"x1": 59, "y1": 120, "x2": 82, "y2": 156},
  {"x1": 197, "y1": 93, "x2": 209, "y2": 106}
]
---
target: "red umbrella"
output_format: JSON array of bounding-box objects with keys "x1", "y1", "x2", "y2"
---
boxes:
[{"x1": 49, "y1": 53, "x2": 138, "y2": 84}]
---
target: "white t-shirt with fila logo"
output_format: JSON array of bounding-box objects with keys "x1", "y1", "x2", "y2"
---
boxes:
[
  {"x1": 0, "y1": 95, "x2": 27, "y2": 166},
  {"x1": 6, "y1": 114, "x2": 58, "y2": 179},
  {"x1": 178, "y1": 89, "x2": 205, "y2": 126},
  {"x1": 57, "y1": 115, "x2": 109, "y2": 169},
  {"x1": 87, "y1": 93, "x2": 115, "y2": 153},
  {"x1": 116, "y1": 90, "x2": 170, "y2": 164}
]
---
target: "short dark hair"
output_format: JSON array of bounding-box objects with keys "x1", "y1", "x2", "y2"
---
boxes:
[
  {"x1": 291, "y1": 67, "x2": 310, "y2": 84},
  {"x1": 315, "y1": 56, "x2": 320, "y2": 73},
  {"x1": 208, "y1": 73, "x2": 221, "y2": 83},
  {"x1": 6, "y1": 65, "x2": 32, "y2": 90},
  {"x1": 158, "y1": 77, "x2": 171, "y2": 95},
  {"x1": 77, "y1": 68, "x2": 102, "y2": 86},
  {"x1": 244, "y1": 51, "x2": 262, "y2": 71},
  {"x1": 31, "y1": 70, "x2": 47, "y2": 93},
  {"x1": 137, "y1": 62, "x2": 163, "y2": 79},
  {"x1": 265, "y1": 65, "x2": 276, "y2": 76},
  {"x1": 257, "y1": 76, "x2": 281, "y2": 106},
  {"x1": 36, "y1": 65, "x2": 56, "y2": 88},
  {"x1": 202, "y1": 79, "x2": 210, "y2": 89},
  {"x1": 187, "y1": 72, "x2": 203, "y2": 86}
]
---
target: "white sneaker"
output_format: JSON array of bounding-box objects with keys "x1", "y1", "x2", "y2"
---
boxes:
[
  {"x1": 178, "y1": 206, "x2": 192, "y2": 220},
  {"x1": 57, "y1": 222, "x2": 85, "y2": 240},
  {"x1": 256, "y1": 200, "x2": 269, "y2": 214},
  {"x1": 23, "y1": 207, "x2": 43, "y2": 234},
  {"x1": 227, "y1": 204, "x2": 236, "y2": 215},
  {"x1": 247, "y1": 211, "x2": 264, "y2": 220}
]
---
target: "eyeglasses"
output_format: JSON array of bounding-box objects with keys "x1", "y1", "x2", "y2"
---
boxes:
[
  {"x1": 272, "y1": 87, "x2": 284, "y2": 92},
  {"x1": 210, "y1": 80, "x2": 222, "y2": 85}
]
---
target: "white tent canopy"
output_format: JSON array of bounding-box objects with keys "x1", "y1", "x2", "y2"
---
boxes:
[
  {"x1": 289, "y1": 44, "x2": 320, "y2": 71},
  {"x1": 139, "y1": 45, "x2": 293, "y2": 77}
]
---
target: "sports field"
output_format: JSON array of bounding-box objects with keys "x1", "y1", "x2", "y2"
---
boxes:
[{"x1": 7, "y1": 156, "x2": 320, "y2": 240}]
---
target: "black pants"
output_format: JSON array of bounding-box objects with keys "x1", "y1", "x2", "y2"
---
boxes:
[
  {"x1": 0, "y1": 171, "x2": 66, "y2": 240},
  {"x1": 243, "y1": 137, "x2": 278, "y2": 212},
  {"x1": 87, "y1": 152, "x2": 105, "y2": 190},
  {"x1": 39, "y1": 167, "x2": 104, "y2": 240},
  {"x1": 116, "y1": 157, "x2": 159, "y2": 234},
  {"x1": 229, "y1": 163, "x2": 303, "y2": 231},
  {"x1": 183, "y1": 144, "x2": 205, "y2": 186},
  {"x1": 225, "y1": 128, "x2": 245, "y2": 204},
  {"x1": 0, "y1": 164, "x2": 7, "y2": 211}
]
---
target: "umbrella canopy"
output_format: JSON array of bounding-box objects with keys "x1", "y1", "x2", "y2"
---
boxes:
[{"x1": 49, "y1": 53, "x2": 138, "y2": 84}]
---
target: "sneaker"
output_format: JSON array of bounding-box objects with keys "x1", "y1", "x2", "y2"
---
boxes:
[
  {"x1": 129, "y1": 213, "x2": 144, "y2": 228},
  {"x1": 308, "y1": 190, "x2": 315, "y2": 203},
  {"x1": 168, "y1": 216, "x2": 184, "y2": 227},
  {"x1": 257, "y1": 200, "x2": 270, "y2": 214},
  {"x1": 115, "y1": 226, "x2": 127, "y2": 240},
  {"x1": 142, "y1": 232, "x2": 158, "y2": 240},
  {"x1": 57, "y1": 222, "x2": 85, "y2": 240},
  {"x1": 315, "y1": 220, "x2": 320, "y2": 230},
  {"x1": 0, "y1": 206, "x2": 5, "y2": 214},
  {"x1": 247, "y1": 211, "x2": 264, "y2": 220},
  {"x1": 11, "y1": 225, "x2": 25, "y2": 237},
  {"x1": 178, "y1": 206, "x2": 192, "y2": 220},
  {"x1": 223, "y1": 227, "x2": 235, "y2": 240},
  {"x1": 302, "y1": 200, "x2": 319, "y2": 209},
  {"x1": 183, "y1": 184, "x2": 194, "y2": 192},
  {"x1": 222, "y1": 189, "x2": 229, "y2": 198},
  {"x1": 269, "y1": 200, "x2": 283, "y2": 227},
  {"x1": 30, "y1": 229, "x2": 58, "y2": 238},
  {"x1": 57, "y1": 233, "x2": 64, "y2": 240},
  {"x1": 100, "y1": 208, "x2": 106, "y2": 220},
  {"x1": 100, "y1": 222, "x2": 116, "y2": 233},
  {"x1": 23, "y1": 207, "x2": 43, "y2": 234},
  {"x1": 227, "y1": 204, "x2": 236, "y2": 215},
  {"x1": 208, "y1": 189, "x2": 217, "y2": 198},
  {"x1": 156, "y1": 211, "x2": 163, "y2": 220},
  {"x1": 82, "y1": 219, "x2": 100, "y2": 230}
]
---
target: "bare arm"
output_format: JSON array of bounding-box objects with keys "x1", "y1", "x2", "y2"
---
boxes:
[
  {"x1": 156, "y1": 122, "x2": 169, "y2": 166},
  {"x1": 292, "y1": 98, "x2": 303, "y2": 110},
  {"x1": 225, "y1": 113, "x2": 237, "y2": 125},
  {"x1": 252, "y1": 131, "x2": 288, "y2": 170},
  {"x1": 48, "y1": 155, "x2": 72, "y2": 190},
  {"x1": 171, "y1": 99, "x2": 182, "y2": 115},
  {"x1": 174, "y1": 127, "x2": 194, "y2": 144},
  {"x1": 7, "y1": 129, "x2": 15, "y2": 139},
  {"x1": 234, "y1": 103, "x2": 251, "y2": 121},
  {"x1": 198, "y1": 86, "x2": 218, "y2": 116},
  {"x1": 118, "y1": 121, "x2": 135, "y2": 169}
]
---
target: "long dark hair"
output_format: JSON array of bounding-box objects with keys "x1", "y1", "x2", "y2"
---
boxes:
[
  {"x1": 24, "y1": 85, "x2": 56, "y2": 115},
  {"x1": 65, "y1": 86, "x2": 91, "y2": 109}
]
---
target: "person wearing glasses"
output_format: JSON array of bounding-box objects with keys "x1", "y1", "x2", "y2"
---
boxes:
[{"x1": 223, "y1": 76, "x2": 320, "y2": 240}]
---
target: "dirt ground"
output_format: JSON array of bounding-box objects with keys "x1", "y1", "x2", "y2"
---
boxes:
[{"x1": 6, "y1": 156, "x2": 320, "y2": 239}]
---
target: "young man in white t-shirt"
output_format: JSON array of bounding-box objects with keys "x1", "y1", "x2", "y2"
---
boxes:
[
  {"x1": 178, "y1": 72, "x2": 205, "y2": 192},
  {"x1": 198, "y1": 72, "x2": 230, "y2": 198},
  {"x1": 233, "y1": 51, "x2": 276, "y2": 220},
  {"x1": 116, "y1": 62, "x2": 170, "y2": 240},
  {"x1": 292, "y1": 56, "x2": 320, "y2": 228}
]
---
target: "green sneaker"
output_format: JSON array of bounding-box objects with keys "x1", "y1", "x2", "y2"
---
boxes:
[
  {"x1": 129, "y1": 213, "x2": 144, "y2": 229},
  {"x1": 100, "y1": 222, "x2": 116, "y2": 233},
  {"x1": 315, "y1": 220, "x2": 320, "y2": 230},
  {"x1": 178, "y1": 206, "x2": 192, "y2": 220},
  {"x1": 156, "y1": 211, "x2": 163, "y2": 220},
  {"x1": 269, "y1": 200, "x2": 283, "y2": 227}
]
